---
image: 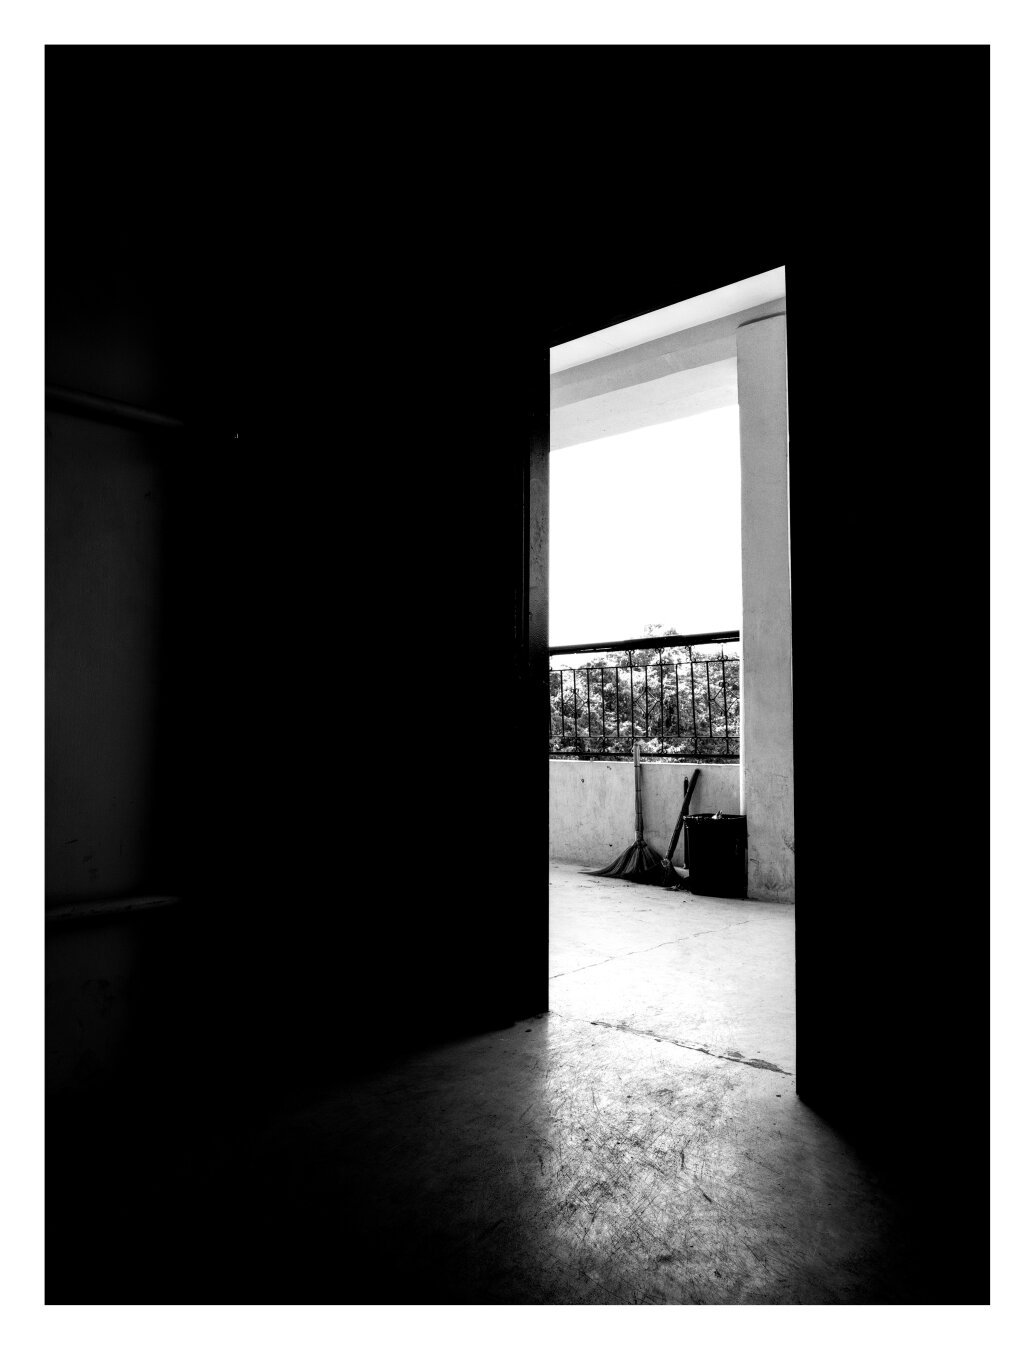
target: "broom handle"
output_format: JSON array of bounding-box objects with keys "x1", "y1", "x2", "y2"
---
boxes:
[
  {"x1": 664, "y1": 768, "x2": 701, "y2": 861},
  {"x1": 633, "y1": 742, "x2": 644, "y2": 842}
]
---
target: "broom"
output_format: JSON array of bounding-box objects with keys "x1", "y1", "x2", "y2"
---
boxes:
[
  {"x1": 630, "y1": 768, "x2": 701, "y2": 886},
  {"x1": 582, "y1": 742, "x2": 665, "y2": 879}
]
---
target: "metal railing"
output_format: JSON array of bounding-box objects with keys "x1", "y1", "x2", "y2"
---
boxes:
[{"x1": 549, "y1": 630, "x2": 740, "y2": 761}]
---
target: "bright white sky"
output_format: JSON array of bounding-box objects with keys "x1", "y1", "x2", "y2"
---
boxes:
[{"x1": 549, "y1": 405, "x2": 742, "y2": 650}]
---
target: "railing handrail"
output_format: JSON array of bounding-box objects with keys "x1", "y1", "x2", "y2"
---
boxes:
[{"x1": 548, "y1": 629, "x2": 739, "y2": 657}]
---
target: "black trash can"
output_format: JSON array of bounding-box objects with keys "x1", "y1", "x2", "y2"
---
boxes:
[{"x1": 683, "y1": 812, "x2": 748, "y2": 898}]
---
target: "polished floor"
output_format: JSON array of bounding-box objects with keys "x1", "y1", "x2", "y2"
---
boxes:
[{"x1": 52, "y1": 864, "x2": 940, "y2": 1303}]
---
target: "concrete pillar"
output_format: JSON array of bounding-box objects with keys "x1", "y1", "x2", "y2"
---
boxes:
[{"x1": 737, "y1": 313, "x2": 794, "y2": 902}]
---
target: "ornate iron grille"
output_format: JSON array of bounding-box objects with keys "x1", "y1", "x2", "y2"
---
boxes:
[{"x1": 549, "y1": 630, "x2": 740, "y2": 762}]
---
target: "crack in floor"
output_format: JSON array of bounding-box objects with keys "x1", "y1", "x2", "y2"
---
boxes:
[
  {"x1": 551, "y1": 1010, "x2": 791, "y2": 1076},
  {"x1": 549, "y1": 920, "x2": 753, "y2": 981}
]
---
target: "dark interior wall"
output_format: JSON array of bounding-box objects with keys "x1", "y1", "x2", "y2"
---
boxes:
[
  {"x1": 46, "y1": 413, "x2": 174, "y2": 901},
  {"x1": 45, "y1": 409, "x2": 182, "y2": 1100},
  {"x1": 775, "y1": 56, "x2": 989, "y2": 1299}
]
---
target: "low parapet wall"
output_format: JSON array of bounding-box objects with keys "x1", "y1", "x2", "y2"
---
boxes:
[{"x1": 549, "y1": 759, "x2": 741, "y2": 869}]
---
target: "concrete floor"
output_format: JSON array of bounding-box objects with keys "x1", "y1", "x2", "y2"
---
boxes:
[
  {"x1": 54, "y1": 863, "x2": 936, "y2": 1304},
  {"x1": 549, "y1": 862, "x2": 796, "y2": 1075},
  {"x1": 181, "y1": 866, "x2": 921, "y2": 1302}
]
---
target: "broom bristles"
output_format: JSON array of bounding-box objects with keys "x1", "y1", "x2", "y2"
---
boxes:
[{"x1": 582, "y1": 840, "x2": 665, "y2": 879}]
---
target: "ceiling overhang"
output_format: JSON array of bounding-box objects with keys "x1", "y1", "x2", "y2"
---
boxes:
[{"x1": 549, "y1": 268, "x2": 786, "y2": 451}]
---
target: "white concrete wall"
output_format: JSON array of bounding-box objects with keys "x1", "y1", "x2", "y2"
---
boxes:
[{"x1": 550, "y1": 760, "x2": 741, "y2": 868}]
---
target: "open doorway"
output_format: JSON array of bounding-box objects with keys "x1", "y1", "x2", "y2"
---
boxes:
[{"x1": 545, "y1": 269, "x2": 795, "y2": 1081}]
